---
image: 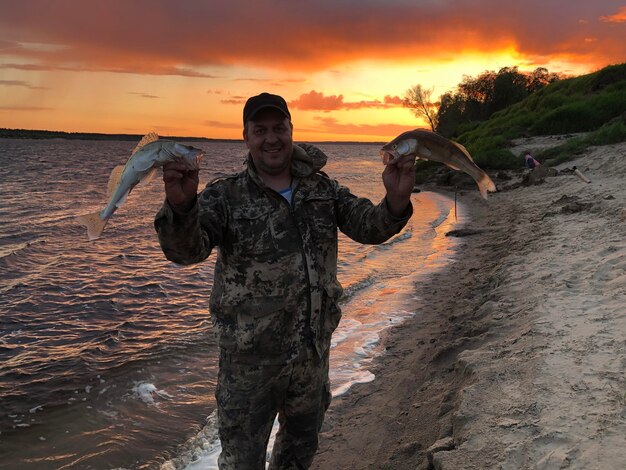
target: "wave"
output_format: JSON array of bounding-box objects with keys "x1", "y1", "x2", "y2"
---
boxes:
[
  {"x1": 161, "y1": 410, "x2": 221, "y2": 470},
  {"x1": 0, "y1": 238, "x2": 47, "y2": 261},
  {"x1": 380, "y1": 229, "x2": 413, "y2": 248},
  {"x1": 341, "y1": 274, "x2": 376, "y2": 302},
  {"x1": 430, "y1": 212, "x2": 449, "y2": 229},
  {"x1": 0, "y1": 239, "x2": 57, "y2": 295}
]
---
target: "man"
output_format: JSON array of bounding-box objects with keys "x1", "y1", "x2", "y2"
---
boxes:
[{"x1": 155, "y1": 92, "x2": 416, "y2": 469}]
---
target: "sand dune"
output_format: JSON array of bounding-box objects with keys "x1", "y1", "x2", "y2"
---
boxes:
[{"x1": 313, "y1": 139, "x2": 626, "y2": 469}]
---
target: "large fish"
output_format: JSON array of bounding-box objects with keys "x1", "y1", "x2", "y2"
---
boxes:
[
  {"x1": 77, "y1": 132, "x2": 204, "y2": 240},
  {"x1": 380, "y1": 129, "x2": 496, "y2": 199}
]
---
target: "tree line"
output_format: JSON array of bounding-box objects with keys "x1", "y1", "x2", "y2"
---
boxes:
[{"x1": 403, "y1": 66, "x2": 563, "y2": 137}]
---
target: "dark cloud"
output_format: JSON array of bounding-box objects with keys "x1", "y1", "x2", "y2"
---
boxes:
[
  {"x1": 0, "y1": 79, "x2": 48, "y2": 89},
  {"x1": 128, "y1": 92, "x2": 159, "y2": 99},
  {"x1": 0, "y1": 62, "x2": 218, "y2": 78},
  {"x1": 0, "y1": 1, "x2": 622, "y2": 76},
  {"x1": 220, "y1": 97, "x2": 247, "y2": 105}
]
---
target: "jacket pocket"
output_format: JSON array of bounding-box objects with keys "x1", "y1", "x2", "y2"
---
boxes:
[
  {"x1": 229, "y1": 295, "x2": 293, "y2": 355},
  {"x1": 301, "y1": 194, "x2": 337, "y2": 241},
  {"x1": 319, "y1": 281, "x2": 343, "y2": 348},
  {"x1": 230, "y1": 205, "x2": 277, "y2": 255}
]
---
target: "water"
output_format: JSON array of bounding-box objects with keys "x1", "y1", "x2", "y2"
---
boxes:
[{"x1": 0, "y1": 138, "x2": 467, "y2": 469}]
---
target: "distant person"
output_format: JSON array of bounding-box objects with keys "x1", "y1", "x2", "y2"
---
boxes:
[
  {"x1": 155, "y1": 92, "x2": 416, "y2": 469},
  {"x1": 523, "y1": 152, "x2": 541, "y2": 169}
]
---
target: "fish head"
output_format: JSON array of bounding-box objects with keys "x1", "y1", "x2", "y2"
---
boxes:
[
  {"x1": 380, "y1": 131, "x2": 419, "y2": 165},
  {"x1": 167, "y1": 142, "x2": 205, "y2": 169}
]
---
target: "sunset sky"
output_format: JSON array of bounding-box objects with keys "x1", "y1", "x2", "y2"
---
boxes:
[{"x1": 0, "y1": 1, "x2": 624, "y2": 142}]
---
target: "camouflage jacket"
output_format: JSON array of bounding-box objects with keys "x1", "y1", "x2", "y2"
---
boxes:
[{"x1": 155, "y1": 144, "x2": 412, "y2": 365}]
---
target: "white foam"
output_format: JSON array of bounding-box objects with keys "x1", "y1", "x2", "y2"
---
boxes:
[
  {"x1": 381, "y1": 230, "x2": 413, "y2": 247},
  {"x1": 164, "y1": 410, "x2": 221, "y2": 470},
  {"x1": 29, "y1": 405, "x2": 43, "y2": 414},
  {"x1": 332, "y1": 370, "x2": 376, "y2": 398},
  {"x1": 330, "y1": 330, "x2": 348, "y2": 347},
  {"x1": 430, "y1": 213, "x2": 448, "y2": 229},
  {"x1": 132, "y1": 382, "x2": 172, "y2": 406},
  {"x1": 163, "y1": 411, "x2": 279, "y2": 470}
]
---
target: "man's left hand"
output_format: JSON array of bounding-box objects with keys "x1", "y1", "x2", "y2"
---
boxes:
[{"x1": 382, "y1": 154, "x2": 416, "y2": 217}]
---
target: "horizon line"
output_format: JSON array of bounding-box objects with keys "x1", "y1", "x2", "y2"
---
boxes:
[{"x1": 0, "y1": 127, "x2": 387, "y2": 145}]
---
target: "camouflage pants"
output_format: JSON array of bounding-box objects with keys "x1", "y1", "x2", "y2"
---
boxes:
[{"x1": 215, "y1": 347, "x2": 331, "y2": 470}]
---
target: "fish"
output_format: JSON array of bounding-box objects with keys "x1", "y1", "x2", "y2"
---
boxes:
[
  {"x1": 380, "y1": 129, "x2": 496, "y2": 199},
  {"x1": 77, "y1": 132, "x2": 204, "y2": 241}
]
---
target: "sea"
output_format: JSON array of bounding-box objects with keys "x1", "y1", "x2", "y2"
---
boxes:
[{"x1": 0, "y1": 138, "x2": 468, "y2": 469}]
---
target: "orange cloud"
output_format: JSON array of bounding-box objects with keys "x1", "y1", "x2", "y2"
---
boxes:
[
  {"x1": 384, "y1": 95, "x2": 403, "y2": 106},
  {"x1": 291, "y1": 91, "x2": 344, "y2": 111},
  {"x1": 204, "y1": 120, "x2": 241, "y2": 130},
  {"x1": 291, "y1": 90, "x2": 403, "y2": 111},
  {"x1": 600, "y1": 6, "x2": 626, "y2": 22},
  {"x1": 0, "y1": 1, "x2": 623, "y2": 76}
]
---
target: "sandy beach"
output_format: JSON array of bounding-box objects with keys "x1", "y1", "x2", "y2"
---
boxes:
[{"x1": 312, "y1": 138, "x2": 626, "y2": 469}]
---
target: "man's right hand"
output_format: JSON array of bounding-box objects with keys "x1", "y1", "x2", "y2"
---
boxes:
[{"x1": 163, "y1": 162, "x2": 199, "y2": 212}]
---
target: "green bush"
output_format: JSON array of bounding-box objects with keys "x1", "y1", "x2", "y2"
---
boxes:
[
  {"x1": 538, "y1": 119, "x2": 626, "y2": 166},
  {"x1": 473, "y1": 148, "x2": 518, "y2": 169},
  {"x1": 531, "y1": 102, "x2": 597, "y2": 134},
  {"x1": 587, "y1": 120, "x2": 626, "y2": 145}
]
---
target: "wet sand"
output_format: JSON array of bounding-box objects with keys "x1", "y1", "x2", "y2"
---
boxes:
[{"x1": 312, "y1": 139, "x2": 626, "y2": 469}]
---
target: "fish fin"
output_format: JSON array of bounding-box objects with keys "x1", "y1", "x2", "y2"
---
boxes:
[
  {"x1": 476, "y1": 173, "x2": 497, "y2": 199},
  {"x1": 450, "y1": 141, "x2": 476, "y2": 162},
  {"x1": 140, "y1": 168, "x2": 157, "y2": 185},
  {"x1": 444, "y1": 162, "x2": 462, "y2": 171},
  {"x1": 77, "y1": 212, "x2": 108, "y2": 241},
  {"x1": 107, "y1": 165, "x2": 126, "y2": 197},
  {"x1": 131, "y1": 132, "x2": 159, "y2": 155}
]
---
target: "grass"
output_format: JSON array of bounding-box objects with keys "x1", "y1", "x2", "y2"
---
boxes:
[
  {"x1": 539, "y1": 118, "x2": 626, "y2": 166},
  {"x1": 452, "y1": 62, "x2": 626, "y2": 169}
]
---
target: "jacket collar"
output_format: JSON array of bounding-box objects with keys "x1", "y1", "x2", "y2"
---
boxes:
[{"x1": 245, "y1": 143, "x2": 328, "y2": 183}]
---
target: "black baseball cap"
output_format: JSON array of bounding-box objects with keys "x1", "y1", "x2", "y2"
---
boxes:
[{"x1": 243, "y1": 92, "x2": 291, "y2": 124}]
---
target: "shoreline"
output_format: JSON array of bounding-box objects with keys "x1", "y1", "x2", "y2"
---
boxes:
[
  {"x1": 312, "y1": 188, "x2": 496, "y2": 469},
  {"x1": 312, "y1": 140, "x2": 626, "y2": 469}
]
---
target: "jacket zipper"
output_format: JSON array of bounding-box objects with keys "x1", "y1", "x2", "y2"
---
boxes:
[{"x1": 275, "y1": 181, "x2": 316, "y2": 345}]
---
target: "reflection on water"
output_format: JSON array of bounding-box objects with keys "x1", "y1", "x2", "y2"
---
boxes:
[{"x1": 0, "y1": 139, "x2": 465, "y2": 469}]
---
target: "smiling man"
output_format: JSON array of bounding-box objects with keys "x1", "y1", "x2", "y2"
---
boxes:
[
  {"x1": 155, "y1": 92, "x2": 416, "y2": 469},
  {"x1": 243, "y1": 93, "x2": 294, "y2": 185}
]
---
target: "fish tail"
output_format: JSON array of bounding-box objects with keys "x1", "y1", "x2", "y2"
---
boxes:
[
  {"x1": 77, "y1": 212, "x2": 108, "y2": 241},
  {"x1": 477, "y1": 173, "x2": 497, "y2": 200}
]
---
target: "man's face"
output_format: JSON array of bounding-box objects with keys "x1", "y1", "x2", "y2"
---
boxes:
[{"x1": 244, "y1": 108, "x2": 294, "y2": 177}]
